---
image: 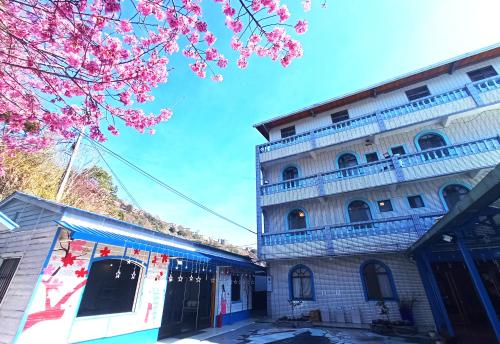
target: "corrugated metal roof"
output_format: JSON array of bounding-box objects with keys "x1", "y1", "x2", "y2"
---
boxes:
[{"x1": 56, "y1": 220, "x2": 210, "y2": 262}]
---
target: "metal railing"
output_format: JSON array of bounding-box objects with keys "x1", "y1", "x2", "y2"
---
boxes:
[
  {"x1": 474, "y1": 75, "x2": 500, "y2": 93},
  {"x1": 399, "y1": 137, "x2": 500, "y2": 167},
  {"x1": 257, "y1": 75, "x2": 500, "y2": 155},
  {"x1": 261, "y1": 212, "x2": 445, "y2": 246},
  {"x1": 261, "y1": 137, "x2": 500, "y2": 196}
]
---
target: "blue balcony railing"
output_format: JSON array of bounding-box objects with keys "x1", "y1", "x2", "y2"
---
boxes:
[
  {"x1": 261, "y1": 137, "x2": 500, "y2": 196},
  {"x1": 399, "y1": 136, "x2": 500, "y2": 167},
  {"x1": 261, "y1": 212, "x2": 445, "y2": 246},
  {"x1": 380, "y1": 88, "x2": 468, "y2": 119},
  {"x1": 474, "y1": 75, "x2": 500, "y2": 92},
  {"x1": 257, "y1": 75, "x2": 500, "y2": 156}
]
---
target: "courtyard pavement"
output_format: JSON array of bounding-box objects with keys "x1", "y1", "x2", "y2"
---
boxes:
[{"x1": 159, "y1": 321, "x2": 433, "y2": 344}]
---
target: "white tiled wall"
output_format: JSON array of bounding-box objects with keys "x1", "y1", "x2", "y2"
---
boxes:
[{"x1": 267, "y1": 253, "x2": 435, "y2": 331}]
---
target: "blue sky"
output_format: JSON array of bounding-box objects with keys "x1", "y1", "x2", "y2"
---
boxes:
[{"x1": 101, "y1": 0, "x2": 500, "y2": 248}]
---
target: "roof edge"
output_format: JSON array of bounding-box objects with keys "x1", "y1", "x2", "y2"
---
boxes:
[{"x1": 254, "y1": 43, "x2": 500, "y2": 140}]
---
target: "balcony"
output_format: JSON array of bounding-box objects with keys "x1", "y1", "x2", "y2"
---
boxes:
[
  {"x1": 260, "y1": 212, "x2": 444, "y2": 259},
  {"x1": 260, "y1": 137, "x2": 500, "y2": 206},
  {"x1": 257, "y1": 75, "x2": 500, "y2": 163}
]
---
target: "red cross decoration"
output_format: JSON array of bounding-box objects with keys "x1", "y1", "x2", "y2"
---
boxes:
[{"x1": 161, "y1": 254, "x2": 169, "y2": 264}]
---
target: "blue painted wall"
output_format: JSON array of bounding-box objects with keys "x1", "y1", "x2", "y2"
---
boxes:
[{"x1": 76, "y1": 329, "x2": 159, "y2": 344}]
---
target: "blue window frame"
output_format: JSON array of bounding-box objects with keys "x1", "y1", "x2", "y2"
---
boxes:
[
  {"x1": 365, "y1": 152, "x2": 379, "y2": 163},
  {"x1": 407, "y1": 195, "x2": 425, "y2": 209},
  {"x1": 440, "y1": 184, "x2": 470, "y2": 211},
  {"x1": 282, "y1": 166, "x2": 299, "y2": 189},
  {"x1": 389, "y1": 145, "x2": 406, "y2": 156},
  {"x1": 287, "y1": 208, "x2": 308, "y2": 230},
  {"x1": 338, "y1": 153, "x2": 358, "y2": 169},
  {"x1": 289, "y1": 265, "x2": 315, "y2": 301},
  {"x1": 360, "y1": 260, "x2": 398, "y2": 301}
]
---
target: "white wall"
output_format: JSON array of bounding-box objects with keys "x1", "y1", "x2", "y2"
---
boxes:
[
  {"x1": 214, "y1": 266, "x2": 253, "y2": 320},
  {"x1": 267, "y1": 57, "x2": 500, "y2": 141},
  {"x1": 262, "y1": 110, "x2": 500, "y2": 184},
  {"x1": 267, "y1": 253, "x2": 435, "y2": 330},
  {"x1": 263, "y1": 171, "x2": 489, "y2": 234}
]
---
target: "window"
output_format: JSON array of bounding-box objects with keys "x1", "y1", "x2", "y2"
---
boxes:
[
  {"x1": 377, "y1": 200, "x2": 393, "y2": 212},
  {"x1": 280, "y1": 126, "x2": 296, "y2": 139},
  {"x1": 338, "y1": 153, "x2": 358, "y2": 169},
  {"x1": 390, "y1": 145, "x2": 406, "y2": 156},
  {"x1": 231, "y1": 275, "x2": 241, "y2": 302},
  {"x1": 467, "y1": 65, "x2": 497, "y2": 82},
  {"x1": 361, "y1": 261, "x2": 396, "y2": 300},
  {"x1": 287, "y1": 209, "x2": 307, "y2": 230},
  {"x1": 442, "y1": 184, "x2": 469, "y2": 211},
  {"x1": 365, "y1": 152, "x2": 379, "y2": 163},
  {"x1": 408, "y1": 195, "x2": 425, "y2": 209},
  {"x1": 331, "y1": 110, "x2": 349, "y2": 123},
  {"x1": 283, "y1": 166, "x2": 299, "y2": 189},
  {"x1": 0, "y1": 258, "x2": 21, "y2": 304},
  {"x1": 77, "y1": 259, "x2": 141, "y2": 317},
  {"x1": 290, "y1": 265, "x2": 313, "y2": 300},
  {"x1": 417, "y1": 133, "x2": 447, "y2": 150},
  {"x1": 405, "y1": 85, "x2": 430, "y2": 101},
  {"x1": 348, "y1": 200, "x2": 372, "y2": 222}
]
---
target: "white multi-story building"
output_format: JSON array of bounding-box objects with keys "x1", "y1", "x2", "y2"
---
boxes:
[{"x1": 253, "y1": 44, "x2": 500, "y2": 331}]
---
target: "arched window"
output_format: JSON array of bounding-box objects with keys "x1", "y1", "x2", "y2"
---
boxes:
[
  {"x1": 442, "y1": 184, "x2": 469, "y2": 211},
  {"x1": 289, "y1": 265, "x2": 314, "y2": 300},
  {"x1": 348, "y1": 201, "x2": 372, "y2": 222},
  {"x1": 417, "y1": 133, "x2": 447, "y2": 150},
  {"x1": 417, "y1": 133, "x2": 449, "y2": 159},
  {"x1": 283, "y1": 166, "x2": 299, "y2": 189},
  {"x1": 360, "y1": 260, "x2": 397, "y2": 301},
  {"x1": 77, "y1": 259, "x2": 141, "y2": 317},
  {"x1": 287, "y1": 209, "x2": 307, "y2": 230},
  {"x1": 338, "y1": 153, "x2": 358, "y2": 169}
]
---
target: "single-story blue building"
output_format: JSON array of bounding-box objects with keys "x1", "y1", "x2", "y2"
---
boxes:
[{"x1": 0, "y1": 192, "x2": 264, "y2": 344}]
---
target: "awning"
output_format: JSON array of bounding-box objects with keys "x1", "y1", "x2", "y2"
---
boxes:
[{"x1": 56, "y1": 220, "x2": 210, "y2": 262}]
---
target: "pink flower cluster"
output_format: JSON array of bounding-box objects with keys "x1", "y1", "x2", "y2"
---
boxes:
[{"x1": 0, "y1": 0, "x2": 310, "y2": 171}]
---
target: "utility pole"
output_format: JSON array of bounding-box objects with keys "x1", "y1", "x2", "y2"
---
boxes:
[{"x1": 55, "y1": 132, "x2": 83, "y2": 202}]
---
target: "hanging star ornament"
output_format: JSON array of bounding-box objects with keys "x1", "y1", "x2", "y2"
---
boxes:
[
  {"x1": 115, "y1": 269, "x2": 121, "y2": 279},
  {"x1": 178, "y1": 275, "x2": 183, "y2": 282},
  {"x1": 196, "y1": 276, "x2": 201, "y2": 283},
  {"x1": 169, "y1": 274, "x2": 174, "y2": 282},
  {"x1": 189, "y1": 274, "x2": 194, "y2": 282},
  {"x1": 131, "y1": 270, "x2": 136, "y2": 280}
]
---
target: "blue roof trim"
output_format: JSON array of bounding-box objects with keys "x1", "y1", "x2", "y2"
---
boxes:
[
  {"x1": 203, "y1": 254, "x2": 264, "y2": 271},
  {"x1": 0, "y1": 211, "x2": 18, "y2": 230},
  {"x1": 56, "y1": 220, "x2": 209, "y2": 262}
]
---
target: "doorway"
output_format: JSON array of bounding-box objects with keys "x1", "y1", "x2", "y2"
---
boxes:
[
  {"x1": 158, "y1": 270, "x2": 214, "y2": 339},
  {"x1": 432, "y1": 261, "x2": 498, "y2": 343}
]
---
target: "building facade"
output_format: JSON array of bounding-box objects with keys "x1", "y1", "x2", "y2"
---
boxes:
[
  {"x1": 253, "y1": 45, "x2": 500, "y2": 331},
  {"x1": 0, "y1": 192, "x2": 263, "y2": 344}
]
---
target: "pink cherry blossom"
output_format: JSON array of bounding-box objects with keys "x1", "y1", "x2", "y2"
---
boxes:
[
  {"x1": 212, "y1": 74, "x2": 223, "y2": 82},
  {"x1": 0, "y1": 0, "x2": 309, "y2": 170},
  {"x1": 302, "y1": 0, "x2": 311, "y2": 11},
  {"x1": 217, "y1": 56, "x2": 229, "y2": 68},
  {"x1": 277, "y1": 5, "x2": 290, "y2": 22},
  {"x1": 205, "y1": 32, "x2": 216, "y2": 46},
  {"x1": 205, "y1": 48, "x2": 219, "y2": 61},
  {"x1": 295, "y1": 20, "x2": 309, "y2": 34}
]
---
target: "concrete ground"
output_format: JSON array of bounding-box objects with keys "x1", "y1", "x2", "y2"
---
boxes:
[{"x1": 159, "y1": 321, "x2": 434, "y2": 344}]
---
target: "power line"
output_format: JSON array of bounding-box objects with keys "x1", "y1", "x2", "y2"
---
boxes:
[
  {"x1": 77, "y1": 129, "x2": 257, "y2": 235},
  {"x1": 87, "y1": 137, "x2": 143, "y2": 210}
]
